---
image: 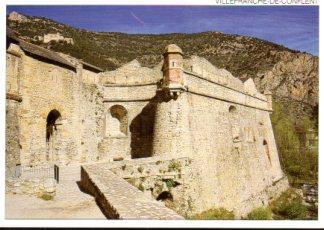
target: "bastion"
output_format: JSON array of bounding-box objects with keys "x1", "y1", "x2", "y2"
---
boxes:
[{"x1": 6, "y1": 28, "x2": 289, "y2": 218}]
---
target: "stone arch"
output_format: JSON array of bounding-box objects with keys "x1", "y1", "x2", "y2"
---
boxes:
[
  {"x1": 263, "y1": 139, "x2": 272, "y2": 165},
  {"x1": 106, "y1": 105, "x2": 128, "y2": 137}
]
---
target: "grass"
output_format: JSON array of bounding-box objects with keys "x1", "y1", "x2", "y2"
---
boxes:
[
  {"x1": 247, "y1": 207, "x2": 272, "y2": 220},
  {"x1": 188, "y1": 208, "x2": 235, "y2": 220}
]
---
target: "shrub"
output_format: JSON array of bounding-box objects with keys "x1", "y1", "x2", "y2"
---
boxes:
[
  {"x1": 165, "y1": 179, "x2": 176, "y2": 189},
  {"x1": 281, "y1": 201, "x2": 307, "y2": 219},
  {"x1": 247, "y1": 207, "x2": 272, "y2": 220},
  {"x1": 270, "y1": 189, "x2": 308, "y2": 220},
  {"x1": 189, "y1": 208, "x2": 235, "y2": 220},
  {"x1": 271, "y1": 100, "x2": 318, "y2": 185}
]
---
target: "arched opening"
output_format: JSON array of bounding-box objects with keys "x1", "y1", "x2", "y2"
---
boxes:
[
  {"x1": 229, "y1": 105, "x2": 237, "y2": 114},
  {"x1": 107, "y1": 105, "x2": 127, "y2": 137},
  {"x1": 46, "y1": 109, "x2": 62, "y2": 162},
  {"x1": 156, "y1": 191, "x2": 173, "y2": 201},
  {"x1": 156, "y1": 191, "x2": 173, "y2": 209},
  {"x1": 46, "y1": 109, "x2": 62, "y2": 142},
  {"x1": 263, "y1": 139, "x2": 272, "y2": 165}
]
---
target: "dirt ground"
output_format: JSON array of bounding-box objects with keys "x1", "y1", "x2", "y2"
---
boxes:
[{"x1": 5, "y1": 193, "x2": 105, "y2": 219}]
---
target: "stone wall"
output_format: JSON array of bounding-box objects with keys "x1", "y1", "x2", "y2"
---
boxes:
[
  {"x1": 6, "y1": 165, "x2": 56, "y2": 196},
  {"x1": 5, "y1": 43, "x2": 104, "y2": 169},
  {"x1": 98, "y1": 60, "x2": 162, "y2": 160},
  {"x1": 6, "y1": 99, "x2": 21, "y2": 178},
  {"x1": 180, "y1": 89, "x2": 286, "y2": 216},
  {"x1": 6, "y1": 45, "x2": 23, "y2": 178},
  {"x1": 18, "y1": 53, "x2": 79, "y2": 166},
  {"x1": 79, "y1": 83, "x2": 104, "y2": 163},
  {"x1": 106, "y1": 156, "x2": 197, "y2": 216}
]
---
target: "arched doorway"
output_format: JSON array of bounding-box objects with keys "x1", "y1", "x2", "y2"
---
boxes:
[{"x1": 46, "y1": 109, "x2": 62, "y2": 162}]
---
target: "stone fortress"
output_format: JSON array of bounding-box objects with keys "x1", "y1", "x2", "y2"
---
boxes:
[{"x1": 6, "y1": 28, "x2": 289, "y2": 219}]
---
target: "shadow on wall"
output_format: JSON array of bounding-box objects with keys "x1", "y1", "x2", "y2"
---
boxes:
[{"x1": 130, "y1": 99, "x2": 157, "y2": 159}]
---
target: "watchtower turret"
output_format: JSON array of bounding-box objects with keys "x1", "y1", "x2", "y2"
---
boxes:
[
  {"x1": 162, "y1": 44, "x2": 186, "y2": 97},
  {"x1": 152, "y1": 44, "x2": 192, "y2": 158}
]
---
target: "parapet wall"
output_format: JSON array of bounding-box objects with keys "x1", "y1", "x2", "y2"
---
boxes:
[
  {"x1": 80, "y1": 163, "x2": 184, "y2": 219},
  {"x1": 184, "y1": 71, "x2": 269, "y2": 111}
]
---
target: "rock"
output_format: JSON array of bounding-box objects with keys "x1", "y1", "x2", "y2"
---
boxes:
[{"x1": 8, "y1": 11, "x2": 29, "y2": 23}]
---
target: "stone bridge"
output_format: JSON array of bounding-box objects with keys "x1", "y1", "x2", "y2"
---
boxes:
[{"x1": 80, "y1": 164, "x2": 184, "y2": 219}]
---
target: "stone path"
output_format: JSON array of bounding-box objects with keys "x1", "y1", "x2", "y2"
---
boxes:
[
  {"x1": 81, "y1": 164, "x2": 184, "y2": 220},
  {"x1": 6, "y1": 165, "x2": 105, "y2": 219}
]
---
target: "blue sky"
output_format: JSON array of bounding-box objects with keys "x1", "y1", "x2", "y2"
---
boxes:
[{"x1": 7, "y1": 5, "x2": 319, "y2": 55}]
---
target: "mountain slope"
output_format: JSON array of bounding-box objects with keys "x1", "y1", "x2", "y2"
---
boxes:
[{"x1": 7, "y1": 12, "x2": 318, "y2": 115}]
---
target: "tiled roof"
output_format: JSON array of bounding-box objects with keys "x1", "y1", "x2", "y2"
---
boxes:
[
  {"x1": 19, "y1": 40, "x2": 76, "y2": 68},
  {"x1": 7, "y1": 28, "x2": 103, "y2": 72}
]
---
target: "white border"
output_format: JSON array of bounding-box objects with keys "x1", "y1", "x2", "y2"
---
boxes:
[{"x1": 1, "y1": 0, "x2": 322, "y2": 228}]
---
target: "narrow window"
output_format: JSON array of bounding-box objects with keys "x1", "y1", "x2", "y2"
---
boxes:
[{"x1": 263, "y1": 140, "x2": 272, "y2": 165}]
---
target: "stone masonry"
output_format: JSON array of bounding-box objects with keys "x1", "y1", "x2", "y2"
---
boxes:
[
  {"x1": 6, "y1": 29, "x2": 289, "y2": 219},
  {"x1": 80, "y1": 164, "x2": 184, "y2": 219}
]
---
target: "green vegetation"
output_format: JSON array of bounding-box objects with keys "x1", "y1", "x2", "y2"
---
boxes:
[
  {"x1": 271, "y1": 100, "x2": 318, "y2": 186},
  {"x1": 164, "y1": 179, "x2": 177, "y2": 189},
  {"x1": 188, "y1": 208, "x2": 235, "y2": 220},
  {"x1": 39, "y1": 193, "x2": 53, "y2": 201},
  {"x1": 247, "y1": 207, "x2": 272, "y2": 220},
  {"x1": 269, "y1": 188, "x2": 308, "y2": 220},
  {"x1": 168, "y1": 160, "x2": 181, "y2": 172}
]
